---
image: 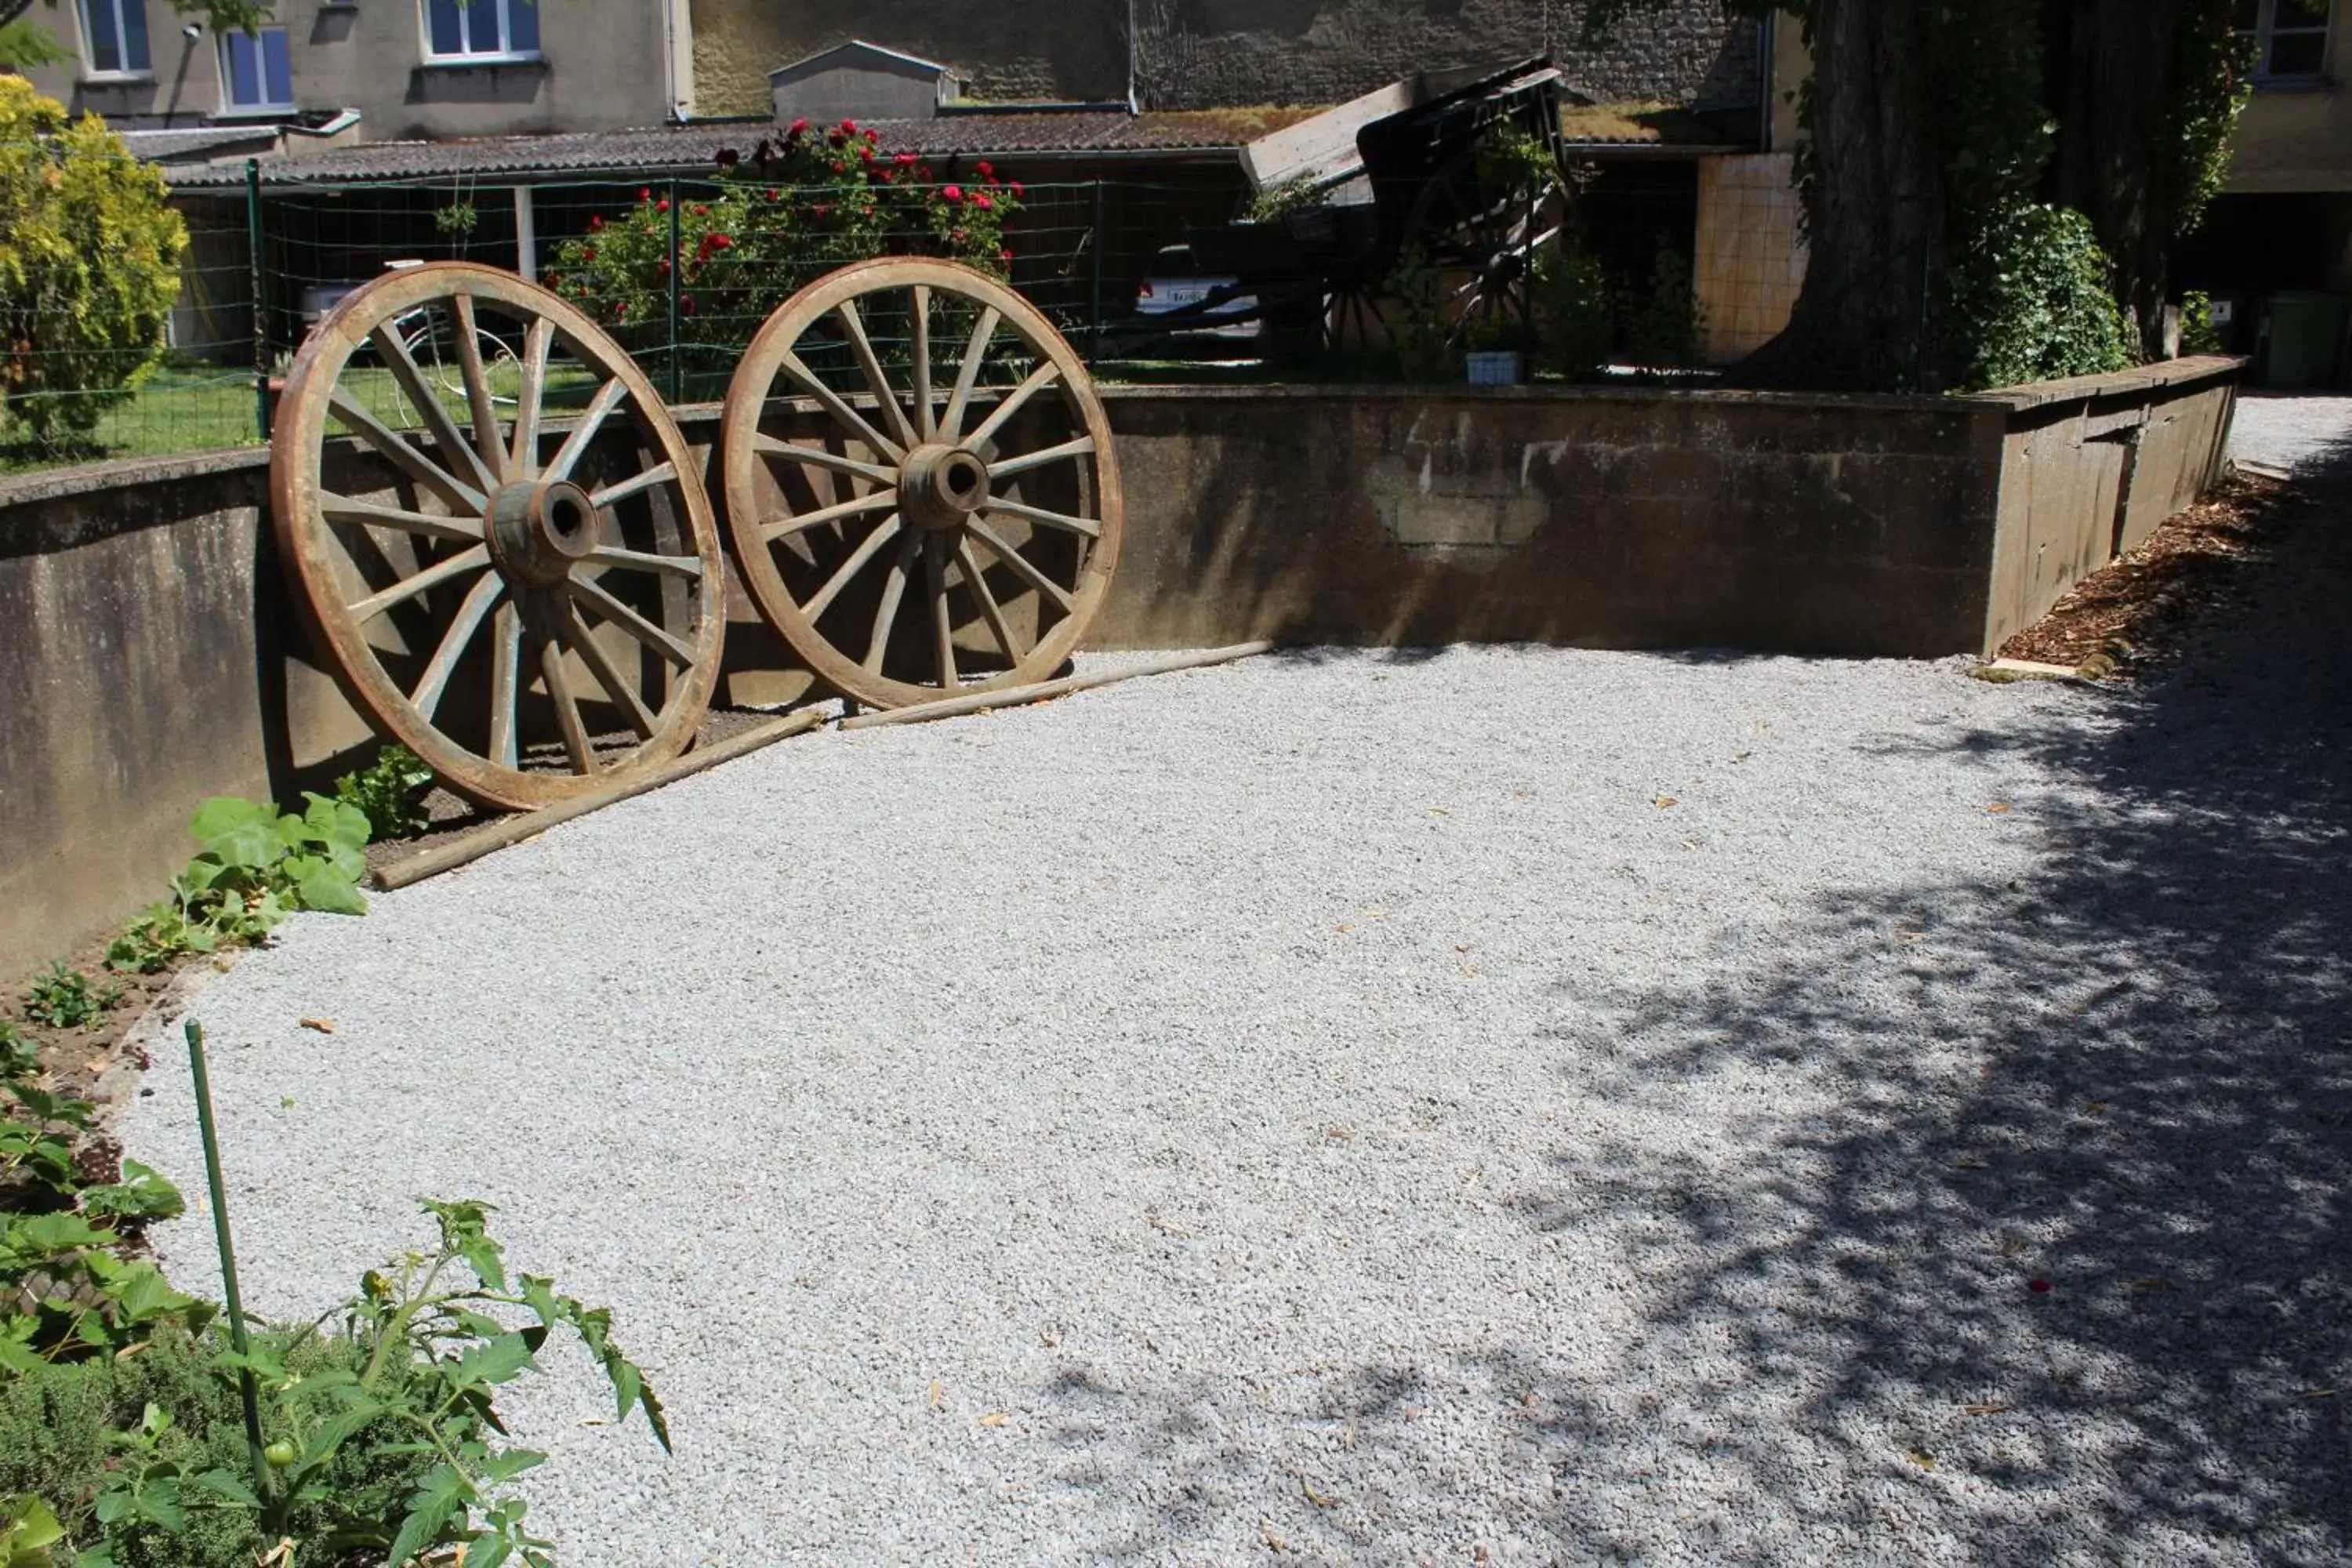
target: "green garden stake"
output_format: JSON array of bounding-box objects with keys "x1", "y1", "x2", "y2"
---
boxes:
[{"x1": 187, "y1": 1018, "x2": 274, "y2": 1511}]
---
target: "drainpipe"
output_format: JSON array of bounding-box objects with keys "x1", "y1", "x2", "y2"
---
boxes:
[
  {"x1": 1125, "y1": 0, "x2": 1138, "y2": 114},
  {"x1": 513, "y1": 185, "x2": 536, "y2": 282}
]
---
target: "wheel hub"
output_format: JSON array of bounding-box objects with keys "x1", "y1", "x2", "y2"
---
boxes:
[
  {"x1": 487, "y1": 477, "x2": 598, "y2": 586},
  {"x1": 898, "y1": 442, "x2": 991, "y2": 533}
]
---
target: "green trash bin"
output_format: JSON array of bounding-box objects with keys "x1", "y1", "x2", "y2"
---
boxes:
[{"x1": 2259, "y1": 290, "x2": 2349, "y2": 388}]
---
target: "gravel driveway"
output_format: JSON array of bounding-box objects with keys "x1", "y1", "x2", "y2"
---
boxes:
[{"x1": 121, "y1": 399, "x2": 2352, "y2": 1566}]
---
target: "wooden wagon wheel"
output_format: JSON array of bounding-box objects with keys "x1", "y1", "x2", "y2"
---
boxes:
[
  {"x1": 719, "y1": 257, "x2": 1122, "y2": 710},
  {"x1": 1403, "y1": 143, "x2": 1561, "y2": 347},
  {"x1": 272, "y1": 263, "x2": 726, "y2": 811}
]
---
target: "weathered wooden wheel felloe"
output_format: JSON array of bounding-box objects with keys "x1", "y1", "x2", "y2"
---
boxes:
[
  {"x1": 271, "y1": 263, "x2": 728, "y2": 811},
  {"x1": 719, "y1": 256, "x2": 1124, "y2": 711}
]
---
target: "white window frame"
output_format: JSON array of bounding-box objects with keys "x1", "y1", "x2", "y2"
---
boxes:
[
  {"x1": 2238, "y1": 0, "x2": 2333, "y2": 82},
  {"x1": 216, "y1": 24, "x2": 296, "y2": 114},
  {"x1": 78, "y1": 0, "x2": 154, "y2": 80},
  {"x1": 418, "y1": 0, "x2": 543, "y2": 65}
]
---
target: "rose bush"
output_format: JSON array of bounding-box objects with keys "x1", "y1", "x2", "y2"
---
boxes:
[{"x1": 547, "y1": 121, "x2": 1021, "y2": 380}]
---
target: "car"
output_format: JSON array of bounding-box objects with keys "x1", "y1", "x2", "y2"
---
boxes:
[{"x1": 1134, "y1": 245, "x2": 1259, "y2": 348}]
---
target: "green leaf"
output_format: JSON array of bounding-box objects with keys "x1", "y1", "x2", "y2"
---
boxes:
[
  {"x1": 103, "y1": 1262, "x2": 198, "y2": 1326},
  {"x1": 385, "y1": 1465, "x2": 471, "y2": 1566},
  {"x1": 12, "y1": 1212, "x2": 107, "y2": 1255},
  {"x1": 299, "y1": 793, "x2": 374, "y2": 855},
  {"x1": 289, "y1": 861, "x2": 368, "y2": 916},
  {"x1": 190, "y1": 799, "x2": 281, "y2": 869},
  {"x1": 448, "y1": 1333, "x2": 538, "y2": 1390},
  {"x1": 475, "y1": 1449, "x2": 544, "y2": 1487},
  {"x1": 187, "y1": 1468, "x2": 260, "y2": 1509},
  {"x1": 1, "y1": 1494, "x2": 64, "y2": 1559},
  {"x1": 78, "y1": 1160, "x2": 185, "y2": 1221},
  {"x1": 298, "y1": 1396, "x2": 389, "y2": 1471}
]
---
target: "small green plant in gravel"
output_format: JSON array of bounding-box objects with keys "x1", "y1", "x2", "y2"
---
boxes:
[
  {"x1": 107, "y1": 796, "x2": 372, "y2": 974},
  {"x1": 334, "y1": 746, "x2": 436, "y2": 842},
  {"x1": 20, "y1": 967, "x2": 118, "y2": 1033}
]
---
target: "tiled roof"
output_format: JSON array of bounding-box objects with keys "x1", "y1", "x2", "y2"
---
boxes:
[
  {"x1": 115, "y1": 125, "x2": 285, "y2": 162},
  {"x1": 165, "y1": 111, "x2": 1277, "y2": 189}
]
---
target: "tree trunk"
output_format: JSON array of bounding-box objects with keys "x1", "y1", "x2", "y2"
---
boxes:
[
  {"x1": 1743, "y1": 0, "x2": 1960, "y2": 390},
  {"x1": 2052, "y1": 0, "x2": 2187, "y2": 358}
]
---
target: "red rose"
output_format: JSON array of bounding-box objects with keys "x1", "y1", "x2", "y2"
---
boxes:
[
  {"x1": 579, "y1": 245, "x2": 596, "y2": 260},
  {"x1": 952, "y1": 227, "x2": 967, "y2": 243},
  {"x1": 766, "y1": 187, "x2": 780, "y2": 201},
  {"x1": 1009, "y1": 181, "x2": 1025, "y2": 198},
  {"x1": 976, "y1": 160, "x2": 994, "y2": 178},
  {"x1": 789, "y1": 118, "x2": 809, "y2": 134},
  {"x1": 999, "y1": 247, "x2": 1014, "y2": 261},
  {"x1": 656, "y1": 198, "x2": 670, "y2": 212},
  {"x1": 942, "y1": 185, "x2": 964, "y2": 203},
  {"x1": 638, "y1": 187, "x2": 651, "y2": 201},
  {"x1": 812, "y1": 202, "x2": 830, "y2": 218},
  {"x1": 895, "y1": 152, "x2": 916, "y2": 166},
  {"x1": 973, "y1": 193, "x2": 993, "y2": 210},
  {"x1": 658, "y1": 257, "x2": 670, "y2": 273},
  {"x1": 839, "y1": 118, "x2": 857, "y2": 132},
  {"x1": 615, "y1": 302, "x2": 627, "y2": 320},
  {"x1": 681, "y1": 296, "x2": 697, "y2": 316},
  {"x1": 710, "y1": 233, "x2": 733, "y2": 249},
  {"x1": 828, "y1": 130, "x2": 846, "y2": 147},
  {"x1": 919, "y1": 164, "x2": 934, "y2": 180},
  {"x1": 589, "y1": 214, "x2": 603, "y2": 230}
]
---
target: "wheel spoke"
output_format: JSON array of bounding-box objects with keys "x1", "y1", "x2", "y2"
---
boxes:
[
  {"x1": 590, "y1": 460, "x2": 677, "y2": 510},
  {"x1": 510, "y1": 318, "x2": 551, "y2": 477},
  {"x1": 584, "y1": 544, "x2": 703, "y2": 579},
  {"x1": 451, "y1": 294, "x2": 507, "y2": 481},
  {"x1": 966, "y1": 517, "x2": 1075, "y2": 612},
  {"x1": 779, "y1": 350, "x2": 905, "y2": 463},
  {"x1": 328, "y1": 391, "x2": 486, "y2": 514},
  {"x1": 954, "y1": 535, "x2": 1028, "y2": 665},
  {"x1": 347, "y1": 543, "x2": 488, "y2": 622},
  {"x1": 568, "y1": 573, "x2": 698, "y2": 667},
  {"x1": 369, "y1": 321, "x2": 499, "y2": 497},
  {"x1": 318, "y1": 492, "x2": 482, "y2": 545},
  {"x1": 753, "y1": 433, "x2": 897, "y2": 488},
  {"x1": 909, "y1": 285, "x2": 935, "y2": 441},
  {"x1": 539, "y1": 633, "x2": 597, "y2": 774},
  {"x1": 924, "y1": 533, "x2": 956, "y2": 689},
  {"x1": 408, "y1": 572, "x2": 503, "y2": 720},
  {"x1": 836, "y1": 297, "x2": 918, "y2": 452},
  {"x1": 987, "y1": 434, "x2": 1094, "y2": 481},
  {"x1": 758, "y1": 486, "x2": 895, "y2": 543},
  {"x1": 984, "y1": 495, "x2": 1101, "y2": 540},
  {"x1": 543, "y1": 377, "x2": 629, "y2": 485},
  {"x1": 964, "y1": 361, "x2": 1062, "y2": 453},
  {"x1": 801, "y1": 513, "x2": 902, "y2": 621},
  {"x1": 863, "y1": 528, "x2": 921, "y2": 672},
  {"x1": 562, "y1": 606, "x2": 659, "y2": 741},
  {"x1": 488, "y1": 601, "x2": 521, "y2": 768},
  {"x1": 940, "y1": 305, "x2": 1001, "y2": 441}
]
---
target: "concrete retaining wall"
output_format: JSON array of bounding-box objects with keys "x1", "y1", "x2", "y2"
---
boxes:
[{"x1": 0, "y1": 358, "x2": 2238, "y2": 977}]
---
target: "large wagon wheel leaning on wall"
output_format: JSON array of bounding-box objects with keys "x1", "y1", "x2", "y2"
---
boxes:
[
  {"x1": 719, "y1": 257, "x2": 1123, "y2": 710},
  {"x1": 273, "y1": 263, "x2": 727, "y2": 811}
]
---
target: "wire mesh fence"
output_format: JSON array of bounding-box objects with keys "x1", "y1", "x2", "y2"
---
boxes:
[
  {"x1": 1, "y1": 154, "x2": 1715, "y2": 474},
  {"x1": 0, "y1": 165, "x2": 1279, "y2": 474}
]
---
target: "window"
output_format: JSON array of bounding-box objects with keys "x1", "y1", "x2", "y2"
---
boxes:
[
  {"x1": 79, "y1": 0, "x2": 151, "y2": 77},
  {"x1": 2236, "y1": 0, "x2": 2332, "y2": 80},
  {"x1": 220, "y1": 26, "x2": 295, "y2": 111},
  {"x1": 422, "y1": 0, "x2": 540, "y2": 61}
]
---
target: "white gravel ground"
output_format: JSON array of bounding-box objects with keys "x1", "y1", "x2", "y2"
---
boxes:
[{"x1": 118, "y1": 400, "x2": 2352, "y2": 1566}]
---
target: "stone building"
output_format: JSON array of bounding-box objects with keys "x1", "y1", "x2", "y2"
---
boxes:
[{"x1": 692, "y1": 0, "x2": 1758, "y2": 122}]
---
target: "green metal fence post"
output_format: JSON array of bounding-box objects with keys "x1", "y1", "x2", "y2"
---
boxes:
[
  {"x1": 247, "y1": 159, "x2": 270, "y2": 443},
  {"x1": 187, "y1": 1020, "x2": 274, "y2": 1513},
  {"x1": 1087, "y1": 180, "x2": 1106, "y2": 367},
  {"x1": 666, "y1": 177, "x2": 683, "y2": 404}
]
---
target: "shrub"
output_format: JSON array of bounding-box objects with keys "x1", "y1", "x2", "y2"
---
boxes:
[
  {"x1": 0, "y1": 77, "x2": 187, "y2": 445},
  {"x1": 1618, "y1": 247, "x2": 1704, "y2": 370},
  {"x1": 106, "y1": 794, "x2": 371, "y2": 975},
  {"x1": 1532, "y1": 242, "x2": 1613, "y2": 379},
  {"x1": 334, "y1": 745, "x2": 435, "y2": 842},
  {"x1": 2180, "y1": 289, "x2": 2224, "y2": 355},
  {"x1": 547, "y1": 122, "x2": 1021, "y2": 379},
  {"x1": 1955, "y1": 202, "x2": 2132, "y2": 390}
]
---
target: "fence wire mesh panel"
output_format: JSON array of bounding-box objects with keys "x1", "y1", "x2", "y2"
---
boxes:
[{"x1": 4, "y1": 153, "x2": 1721, "y2": 475}]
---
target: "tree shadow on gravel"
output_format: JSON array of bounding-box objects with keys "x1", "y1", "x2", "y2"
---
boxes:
[
  {"x1": 1020, "y1": 456, "x2": 2349, "y2": 1565},
  {"x1": 1499, "y1": 452, "x2": 2352, "y2": 1562}
]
